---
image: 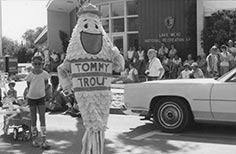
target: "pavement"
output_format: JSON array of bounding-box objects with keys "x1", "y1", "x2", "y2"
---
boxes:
[
  {"x1": 2, "y1": 82, "x2": 236, "y2": 154},
  {"x1": 0, "y1": 81, "x2": 128, "y2": 154},
  {"x1": 0, "y1": 111, "x2": 144, "y2": 154}
]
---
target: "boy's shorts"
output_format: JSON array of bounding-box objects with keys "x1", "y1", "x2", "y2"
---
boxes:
[{"x1": 28, "y1": 97, "x2": 45, "y2": 106}]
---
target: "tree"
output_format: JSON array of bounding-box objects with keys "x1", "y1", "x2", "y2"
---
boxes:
[
  {"x1": 22, "y1": 26, "x2": 46, "y2": 48},
  {"x1": 2, "y1": 36, "x2": 20, "y2": 56},
  {"x1": 78, "y1": 0, "x2": 90, "y2": 7},
  {"x1": 59, "y1": 30, "x2": 69, "y2": 53},
  {"x1": 202, "y1": 9, "x2": 236, "y2": 54}
]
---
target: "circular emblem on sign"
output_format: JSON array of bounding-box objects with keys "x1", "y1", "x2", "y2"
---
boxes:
[{"x1": 165, "y1": 16, "x2": 175, "y2": 30}]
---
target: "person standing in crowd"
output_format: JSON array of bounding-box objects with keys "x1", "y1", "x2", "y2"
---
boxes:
[
  {"x1": 127, "y1": 47, "x2": 134, "y2": 63},
  {"x1": 184, "y1": 54, "x2": 194, "y2": 66},
  {"x1": 206, "y1": 46, "x2": 219, "y2": 78},
  {"x1": 33, "y1": 47, "x2": 43, "y2": 57},
  {"x1": 25, "y1": 56, "x2": 50, "y2": 149},
  {"x1": 162, "y1": 55, "x2": 171, "y2": 79},
  {"x1": 190, "y1": 62, "x2": 204, "y2": 78},
  {"x1": 158, "y1": 42, "x2": 169, "y2": 61},
  {"x1": 178, "y1": 63, "x2": 192, "y2": 79},
  {"x1": 137, "y1": 46, "x2": 145, "y2": 75},
  {"x1": 219, "y1": 45, "x2": 231, "y2": 76},
  {"x1": 50, "y1": 50, "x2": 61, "y2": 72},
  {"x1": 43, "y1": 47, "x2": 50, "y2": 72},
  {"x1": 168, "y1": 43, "x2": 177, "y2": 59},
  {"x1": 228, "y1": 40, "x2": 236, "y2": 57},
  {"x1": 197, "y1": 54, "x2": 207, "y2": 76},
  {"x1": 145, "y1": 49, "x2": 164, "y2": 81}
]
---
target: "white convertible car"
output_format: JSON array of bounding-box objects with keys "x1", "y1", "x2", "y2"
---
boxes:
[{"x1": 124, "y1": 68, "x2": 236, "y2": 133}]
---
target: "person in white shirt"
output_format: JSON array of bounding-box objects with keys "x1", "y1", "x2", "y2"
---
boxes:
[
  {"x1": 145, "y1": 49, "x2": 164, "y2": 81},
  {"x1": 178, "y1": 63, "x2": 191, "y2": 79},
  {"x1": 206, "y1": 46, "x2": 219, "y2": 78},
  {"x1": 190, "y1": 62, "x2": 204, "y2": 78},
  {"x1": 127, "y1": 47, "x2": 134, "y2": 62},
  {"x1": 137, "y1": 46, "x2": 145, "y2": 74}
]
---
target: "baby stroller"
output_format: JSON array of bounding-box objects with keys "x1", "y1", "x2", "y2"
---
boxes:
[{"x1": 0, "y1": 96, "x2": 32, "y2": 141}]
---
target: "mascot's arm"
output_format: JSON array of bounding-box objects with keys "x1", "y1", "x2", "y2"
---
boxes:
[
  {"x1": 57, "y1": 60, "x2": 73, "y2": 91},
  {"x1": 111, "y1": 46, "x2": 125, "y2": 73}
]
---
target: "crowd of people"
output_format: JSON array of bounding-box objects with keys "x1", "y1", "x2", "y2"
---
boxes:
[
  {"x1": 33, "y1": 46, "x2": 65, "y2": 73},
  {"x1": 113, "y1": 40, "x2": 236, "y2": 84}
]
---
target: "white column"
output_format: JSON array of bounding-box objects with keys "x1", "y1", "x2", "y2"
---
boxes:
[
  {"x1": 197, "y1": 0, "x2": 204, "y2": 55},
  {"x1": 0, "y1": 0, "x2": 2, "y2": 57}
]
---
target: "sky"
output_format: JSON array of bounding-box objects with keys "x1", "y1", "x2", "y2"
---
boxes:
[{"x1": 2, "y1": 0, "x2": 48, "y2": 43}]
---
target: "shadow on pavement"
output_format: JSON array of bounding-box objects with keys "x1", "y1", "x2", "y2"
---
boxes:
[
  {"x1": 106, "y1": 122, "x2": 236, "y2": 154},
  {"x1": 0, "y1": 116, "x2": 85, "y2": 154}
]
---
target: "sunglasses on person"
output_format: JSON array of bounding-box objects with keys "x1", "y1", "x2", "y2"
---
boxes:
[{"x1": 33, "y1": 62, "x2": 42, "y2": 66}]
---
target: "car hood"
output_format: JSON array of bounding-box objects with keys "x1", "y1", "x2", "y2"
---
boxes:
[{"x1": 145, "y1": 78, "x2": 218, "y2": 84}]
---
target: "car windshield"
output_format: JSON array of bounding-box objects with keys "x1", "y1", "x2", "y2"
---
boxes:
[{"x1": 217, "y1": 68, "x2": 236, "y2": 81}]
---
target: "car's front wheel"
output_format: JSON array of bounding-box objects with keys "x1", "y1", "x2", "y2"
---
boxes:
[{"x1": 153, "y1": 97, "x2": 192, "y2": 133}]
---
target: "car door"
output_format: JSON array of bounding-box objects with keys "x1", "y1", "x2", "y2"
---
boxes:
[{"x1": 211, "y1": 73, "x2": 236, "y2": 121}]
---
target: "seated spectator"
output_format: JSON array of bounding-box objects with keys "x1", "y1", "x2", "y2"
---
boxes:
[
  {"x1": 184, "y1": 54, "x2": 194, "y2": 66},
  {"x1": 7, "y1": 81, "x2": 17, "y2": 99},
  {"x1": 178, "y1": 63, "x2": 192, "y2": 79},
  {"x1": 190, "y1": 63, "x2": 204, "y2": 78},
  {"x1": 113, "y1": 63, "x2": 139, "y2": 84},
  {"x1": 170, "y1": 54, "x2": 182, "y2": 79},
  {"x1": 112, "y1": 68, "x2": 129, "y2": 83}
]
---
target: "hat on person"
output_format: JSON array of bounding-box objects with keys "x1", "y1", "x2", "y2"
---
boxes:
[
  {"x1": 77, "y1": 3, "x2": 102, "y2": 17},
  {"x1": 147, "y1": 49, "x2": 157, "y2": 55},
  {"x1": 191, "y1": 62, "x2": 198, "y2": 67},
  {"x1": 183, "y1": 63, "x2": 190, "y2": 67}
]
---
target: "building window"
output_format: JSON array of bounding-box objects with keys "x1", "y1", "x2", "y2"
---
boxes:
[
  {"x1": 127, "y1": 17, "x2": 138, "y2": 31},
  {"x1": 127, "y1": 0, "x2": 138, "y2": 15},
  {"x1": 128, "y1": 33, "x2": 138, "y2": 49},
  {"x1": 111, "y1": 18, "x2": 124, "y2": 32},
  {"x1": 100, "y1": 4, "x2": 109, "y2": 18},
  {"x1": 101, "y1": 19, "x2": 109, "y2": 33},
  {"x1": 111, "y1": 2, "x2": 124, "y2": 17}
]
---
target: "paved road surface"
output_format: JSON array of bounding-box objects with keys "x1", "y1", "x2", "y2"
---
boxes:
[
  {"x1": 1, "y1": 82, "x2": 236, "y2": 154},
  {"x1": 1, "y1": 112, "x2": 236, "y2": 154}
]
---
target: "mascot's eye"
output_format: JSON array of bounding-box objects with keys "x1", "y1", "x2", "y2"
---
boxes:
[
  {"x1": 84, "y1": 24, "x2": 88, "y2": 29},
  {"x1": 95, "y1": 24, "x2": 98, "y2": 29}
]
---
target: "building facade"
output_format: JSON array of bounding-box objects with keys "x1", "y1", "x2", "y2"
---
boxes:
[{"x1": 46, "y1": 0, "x2": 236, "y2": 60}]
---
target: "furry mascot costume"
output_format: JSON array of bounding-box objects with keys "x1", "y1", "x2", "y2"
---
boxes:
[{"x1": 57, "y1": 3, "x2": 124, "y2": 154}]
